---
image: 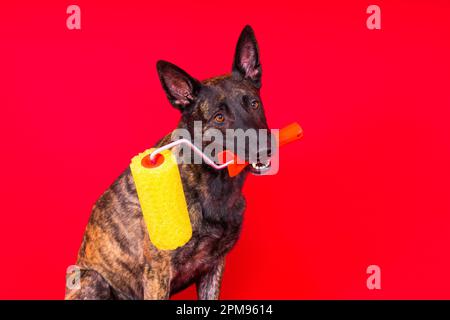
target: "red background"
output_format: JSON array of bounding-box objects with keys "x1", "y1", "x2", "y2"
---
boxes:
[{"x1": 1, "y1": 1, "x2": 450, "y2": 299}]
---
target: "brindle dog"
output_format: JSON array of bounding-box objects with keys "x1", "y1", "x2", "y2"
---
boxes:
[{"x1": 66, "y1": 25, "x2": 272, "y2": 300}]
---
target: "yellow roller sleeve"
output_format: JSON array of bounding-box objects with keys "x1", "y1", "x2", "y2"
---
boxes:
[{"x1": 130, "y1": 148, "x2": 192, "y2": 250}]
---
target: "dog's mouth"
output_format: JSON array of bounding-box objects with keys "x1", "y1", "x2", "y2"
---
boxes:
[{"x1": 249, "y1": 159, "x2": 271, "y2": 175}]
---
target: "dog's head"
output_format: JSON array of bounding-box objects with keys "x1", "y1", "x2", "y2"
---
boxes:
[{"x1": 157, "y1": 26, "x2": 272, "y2": 175}]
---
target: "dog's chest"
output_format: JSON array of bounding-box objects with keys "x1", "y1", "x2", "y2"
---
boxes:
[
  {"x1": 167, "y1": 169, "x2": 246, "y2": 293},
  {"x1": 169, "y1": 205, "x2": 243, "y2": 293}
]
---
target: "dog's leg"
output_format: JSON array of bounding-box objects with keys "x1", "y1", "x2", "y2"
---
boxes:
[
  {"x1": 142, "y1": 257, "x2": 171, "y2": 300},
  {"x1": 196, "y1": 257, "x2": 225, "y2": 300},
  {"x1": 65, "y1": 269, "x2": 113, "y2": 300}
]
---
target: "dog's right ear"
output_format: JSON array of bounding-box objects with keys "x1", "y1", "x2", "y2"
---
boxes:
[{"x1": 156, "y1": 60, "x2": 200, "y2": 110}]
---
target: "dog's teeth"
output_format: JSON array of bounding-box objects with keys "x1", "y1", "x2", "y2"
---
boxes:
[{"x1": 251, "y1": 161, "x2": 271, "y2": 171}]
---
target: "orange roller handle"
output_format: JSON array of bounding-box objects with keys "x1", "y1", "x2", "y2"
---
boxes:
[
  {"x1": 218, "y1": 150, "x2": 246, "y2": 177},
  {"x1": 278, "y1": 122, "x2": 304, "y2": 147},
  {"x1": 218, "y1": 122, "x2": 303, "y2": 177}
]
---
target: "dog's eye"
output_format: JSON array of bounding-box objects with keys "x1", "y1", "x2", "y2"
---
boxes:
[
  {"x1": 214, "y1": 113, "x2": 225, "y2": 123},
  {"x1": 251, "y1": 100, "x2": 260, "y2": 110}
]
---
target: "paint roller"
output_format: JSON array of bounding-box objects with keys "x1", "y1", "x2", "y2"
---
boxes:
[
  {"x1": 130, "y1": 122, "x2": 302, "y2": 250},
  {"x1": 130, "y1": 148, "x2": 192, "y2": 250}
]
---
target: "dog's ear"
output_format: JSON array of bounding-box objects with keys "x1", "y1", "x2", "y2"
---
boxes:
[
  {"x1": 232, "y1": 25, "x2": 262, "y2": 88},
  {"x1": 157, "y1": 60, "x2": 200, "y2": 110}
]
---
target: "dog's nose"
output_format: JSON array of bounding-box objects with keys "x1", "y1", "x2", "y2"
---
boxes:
[
  {"x1": 257, "y1": 136, "x2": 273, "y2": 161},
  {"x1": 257, "y1": 132, "x2": 274, "y2": 160},
  {"x1": 257, "y1": 147, "x2": 271, "y2": 159}
]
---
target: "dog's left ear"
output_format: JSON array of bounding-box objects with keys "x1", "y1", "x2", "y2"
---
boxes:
[{"x1": 232, "y1": 25, "x2": 262, "y2": 89}]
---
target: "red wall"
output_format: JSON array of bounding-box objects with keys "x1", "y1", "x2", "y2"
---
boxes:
[{"x1": 1, "y1": 1, "x2": 450, "y2": 299}]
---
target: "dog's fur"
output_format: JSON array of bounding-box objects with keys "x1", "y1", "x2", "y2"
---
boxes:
[{"x1": 65, "y1": 25, "x2": 270, "y2": 300}]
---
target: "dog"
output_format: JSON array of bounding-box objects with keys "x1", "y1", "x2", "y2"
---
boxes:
[{"x1": 65, "y1": 25, "x2": 272, "y2": 300}]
